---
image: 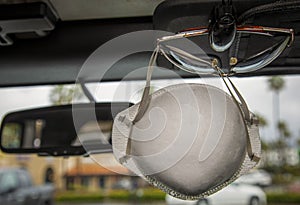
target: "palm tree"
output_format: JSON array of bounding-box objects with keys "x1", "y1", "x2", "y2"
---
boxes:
[
  {"x1": 256, "y1": 113, "x2": 268, "y2": 128},
  {"x1": 277, "y1": 121, "x2": 291, "y2": 141},
  {"x1": 268, "y1": 76, "x2": 286, "y2": 167},
  {"x1": 297, "y1": 130, "x2": 300, "y2": 148},
  {"x1": 268, "y1": 76, "x2": 285, "y2": 137},
  {"x1": 277, "y1": 120, "x2": 291, "y2": 166}
]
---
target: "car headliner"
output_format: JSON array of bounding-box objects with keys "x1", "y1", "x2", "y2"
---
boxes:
[{"x1": 0, "y1": 0, "x2": 300, "y2": 87}]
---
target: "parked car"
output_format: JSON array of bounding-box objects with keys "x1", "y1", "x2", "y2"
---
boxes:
[
  {"x1": 236, "y1": 169, "x2": 272, "y2": 187},
  {"x1": 166, "y1": 182, "x2": 267, "y2": 205},
  {"x1": 0, "y1": 168, "x2": 54, "y2": 205}
]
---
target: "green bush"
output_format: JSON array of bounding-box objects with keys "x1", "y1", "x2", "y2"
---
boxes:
[
  {"x1": 55, "y1": 191, "x2": 104, "y2": 202},
  {"x1": 56, "y1": 190, "x2": 300, "y2": 204},
  {"x1": 55, "y1": 188, "x2": 166, "y2": 203},
  {"x1": 106, "y1": 190, "x2": 133, "y2": 200},
  {"x1": 141, "y1": 188, "x2": 166, "y2": 200},
  {"x1": 267, "y1": 193, "x2": 300, "y2": 204}
]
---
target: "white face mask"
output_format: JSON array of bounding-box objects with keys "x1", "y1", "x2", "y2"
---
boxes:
[{"x1": 112, "y1": 47, "x2": 261, "y2": 200}]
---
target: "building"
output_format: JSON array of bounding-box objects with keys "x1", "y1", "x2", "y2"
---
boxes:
[
  {"x1": 64, "y1": 163, "x2": 144, "y2": 191},
  {"x1": 0, "y1": 151, "x2": 147, "y2": 191},
  {"x1": 0, "y1": 151, "x2": 65, "y2": 189}
]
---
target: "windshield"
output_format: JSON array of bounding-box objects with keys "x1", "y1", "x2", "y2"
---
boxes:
[
  {"x1": 1, "y1": 76, "x2": 299, "y2": 142},
  {"x1": 0, "y1": 76, "x2": 300, "y2": 204}
]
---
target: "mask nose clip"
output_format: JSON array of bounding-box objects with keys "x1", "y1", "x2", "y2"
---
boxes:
[{"x1": 209, "y1": 0, "x2": 237, "y2": 52}]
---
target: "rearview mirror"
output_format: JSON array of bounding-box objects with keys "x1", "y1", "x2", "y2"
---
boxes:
[{"x1": 0, "y1": 102, "x2": 131, "y2": 156}]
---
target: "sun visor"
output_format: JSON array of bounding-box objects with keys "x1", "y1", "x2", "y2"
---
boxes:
[
  {"x1": 153, "y1": 0, "x2": 300, "y2": 76},
  {"x1": 153, "y1": 0, "x2": 298, "y2": 31},
  {"x1": 0, "y1": 2, "x2": 57, "y2": 46}
]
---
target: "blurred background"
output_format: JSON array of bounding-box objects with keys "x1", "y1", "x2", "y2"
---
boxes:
[{"x1": 0, "y1": 75, "x2": 300, "y2": 205}]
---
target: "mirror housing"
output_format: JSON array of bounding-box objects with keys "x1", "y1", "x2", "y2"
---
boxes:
[{"x1": 0, "y1": 102, "x2": 131, "y2": 156}]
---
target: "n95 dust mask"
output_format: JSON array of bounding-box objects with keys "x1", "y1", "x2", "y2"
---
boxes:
[{"x1": 112, "y1": 46, "x2": 261, "y2": 200}]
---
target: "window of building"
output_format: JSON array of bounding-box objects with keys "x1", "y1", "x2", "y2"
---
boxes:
[
  {"x1": 99, "y1": 176, "x2": 105, "y2": 189},
  {"x1": 81, "y1": 176, "x2": 90, "y2": 187}
]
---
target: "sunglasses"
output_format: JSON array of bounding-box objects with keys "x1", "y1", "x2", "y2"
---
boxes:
[{"x1": 157, "y1": 25, "x2": 294, "y2": 75}]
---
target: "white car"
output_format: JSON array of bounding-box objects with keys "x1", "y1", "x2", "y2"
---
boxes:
[
  {"x1": 165, "y1": 182, "x2": 267, "y2": 205},
  {"x1": 236, "y1": 169, "x2": 272, "y2": 187}
]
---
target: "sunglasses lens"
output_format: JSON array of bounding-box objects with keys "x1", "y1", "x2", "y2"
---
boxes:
[
  {"x1": 158, "y1": 28, "x2": 292, "y2": 75},
  {"x1": 232, "y1": 35, "x2": 291, "y2": 73},
  {"x1": 160, "y1": 44, "x2": 217, "y2": 74}
]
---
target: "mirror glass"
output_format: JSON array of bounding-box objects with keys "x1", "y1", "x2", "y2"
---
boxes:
[
  {"x1": 0, "y1": 102, "x2": 131, "y2": 156},
  {"x1": 2, "y1": 123, "x2": 22, "y2": 149}
]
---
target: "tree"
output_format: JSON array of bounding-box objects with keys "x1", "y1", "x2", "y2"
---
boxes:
[
  {"x1": 268, "y1": 76, "x2": 286, "y2": 167},
  {"x1": 49, "y1": 85, "x2": 84, "y2": 105},
  {"x1": 277, "y1": 121, "x2": 291, "y2": 141},
  {"x1": 268, "y1": 76, "x2": 285, "y2": 129},
  {"x1": 256, "y1": 113, "x2": 268, "y2": 128},
  {"x1": 297, "y1": 130, "x2": 300, "y2": 148},
  {"x1": 49, "y1": 84, "x2": 85, "y2": 189},
  {"x1": 255, "y1": 113, "x2": 268, "y2": 148},
  {"x1": 276, "y1": 120, "x2": 291, "y2": 166}
]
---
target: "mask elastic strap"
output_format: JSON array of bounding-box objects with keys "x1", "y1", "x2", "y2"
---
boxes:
[
  {"x1": 215, "y1": 68, "x2": 260, "y2": 162},
  {"x1": 122, "y1": 48, "x2": 159, "y2": 158},
  {"x1": 132, "y1": 47, "x2": 159, "y2": 123}
]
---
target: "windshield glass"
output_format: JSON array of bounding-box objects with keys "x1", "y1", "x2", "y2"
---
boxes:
[
  {"x1": 0, "y1": 76, "x2": 300, "y2": 203},
  {"x1": 1, "y1": 76, "x2": 299, "y2": 143}
]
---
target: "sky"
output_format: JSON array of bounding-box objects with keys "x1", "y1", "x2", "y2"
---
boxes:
[
  {"x1": 0, "y1": 75, "x2": 299, "y2": 145},
  {"x1": 232, "y1": 76, "x2": 300, "y2": 143}
]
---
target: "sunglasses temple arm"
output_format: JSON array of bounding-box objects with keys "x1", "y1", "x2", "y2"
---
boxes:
[
  {"x1": 216, "y1": 68, "x2": 260, "y2": 162},
  {"x1": 121, "y1": 48, "x2": 159, "y2": 157},
  {"x1": 158, "y1": 28, "x2": 209, "y2": 43},
  {"x1": 132, "y1": 47, "x2": 159, "y2": 123},
  {"x1": 133, "y1": 44, "x2": 215, "y2": 123},
  {"x1": 223, "y1": 75, "x2": 259, "y2": 163}
]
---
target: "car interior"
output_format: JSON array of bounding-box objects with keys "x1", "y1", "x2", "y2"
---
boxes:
[{"x1": 0, "y1": 0, "x2": 300, "y2": 203}]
